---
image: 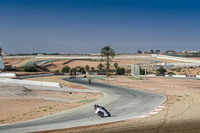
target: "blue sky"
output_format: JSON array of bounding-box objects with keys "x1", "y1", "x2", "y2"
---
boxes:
[{"x1": 0, "y1": 0, "x2": 200, "y2": 54}]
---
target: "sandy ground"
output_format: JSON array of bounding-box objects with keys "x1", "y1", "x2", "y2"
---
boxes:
[
  {"x1": 4, "y1": 58, "x2": 25, "y2": 65},
  {"x1": 39, "y1": 76, "x2": 200, "y2": 133},
  {"x1": 168, "y1": 67, "x2": 200, "y2": 75},
  {"x1": 0, "y1": 76, "x2": 103, "y2": 124},
  {"x1": 44, "y1": 60, "x2": 69, "y2": 72}
]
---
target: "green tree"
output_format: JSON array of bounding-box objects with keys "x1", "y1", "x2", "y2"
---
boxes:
[
  {"x1": 97, "y1": 63, "x2": 104, "y2": 71},
  {"x1": 91, "y1": 67, "x2": 95, "y2": 72},
  {"x1": 157, "y1": 66, "x2": 167, "y2": 75},
  {"x1": 114, "y1": 62, "x2": 118, "y2": 69},
  {"x1": 140, "y1": 67, "x2": 145, "y2": 75},
  {"x1": 75, "y1": 66, "x2": 86, "y2": 74},
  {"x1": 150, "y1": 49, "x2": 155, "y2": 54},
  {"x1": 85, "y1": 65, "x2": 90, "y2": 72},
  {"x1": 101, "y1": 45, "x2": 115, "y2": 77},
  {"x1": 62, "y1": 66, "x2": 70, "y2": 73}
]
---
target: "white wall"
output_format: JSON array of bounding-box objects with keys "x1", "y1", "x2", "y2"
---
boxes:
[
  {"x1": 157, "y1": 63, "x2": 200, "y2": 67},
  {"x1": 0, "y1": 78, "x2": 60, "y2": 87},
  {"x1": 153, "y1": 54, "x2": 200, "y2": 63},
  {"x1": 0, "y1": 73, "x2": 16, "y2": 77}
]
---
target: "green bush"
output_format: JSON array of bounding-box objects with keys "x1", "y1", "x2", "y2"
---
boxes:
[
  {"x1": 171, "y1": 68, "x2": 176, "y2": 71},
  {"x1": 54, "y1": 70, "x2": 60, "y2": 74},
  {"x1": 157, "y1": 66, "x2": 167, "y2": 74},
  {"x1": 116, "y1": 67, "x2": 125, "y2": 75},
  {"x1": 167, "y1": 72, "x2": 175, "y2": 75},
  {"x1": 140, "y1": 67, "x2": 145, "y2": 75},
  {"x1": 24, "y1": 66, "x2": 38, "y2": 72},
  {"x1": 176, "y1": 67, "x2": 182, "y2": 72}
]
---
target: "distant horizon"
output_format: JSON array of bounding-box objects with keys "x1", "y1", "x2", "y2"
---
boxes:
[
  {"x1": 2, "y1": 49, "x2": 200, "y2": 55},
  {"x1": 1, "y1": 0, "x2": 200, "y2": 54}
]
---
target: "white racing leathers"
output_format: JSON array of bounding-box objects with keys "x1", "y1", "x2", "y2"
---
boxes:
[{"x1": 95, "y1": 107, "x2": 111, "y2": 118}]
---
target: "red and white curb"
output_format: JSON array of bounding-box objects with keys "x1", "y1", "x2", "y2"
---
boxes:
[{"x1": 136, "y1": 106, "x2": 164, "y2": 118}]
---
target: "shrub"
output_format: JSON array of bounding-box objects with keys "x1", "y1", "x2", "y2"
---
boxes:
[
  {"x1": 116, "y1": 67, "x2": 125, "y2": 75},
  {"x1": 176, "y1": 67, "x2": 182, "y2": 72},
  {"x1": 157, "y1": 66, "x2": 167, "y2": 74},
  {"x1": 54, "y1": 70, "x2": 60, "y2": 74},
  {"x1": 171, "y1": 68, "x2": 176, "y2": 71},
  {"x1": 24, "y1": 66, "x2": 38, "y2": 72},
  {"x1": 167, "y1": 72, "x2": 175, "y2": 75},
  {"x1": 114, "y1": 63, "x2": 118, "y2": 69}
]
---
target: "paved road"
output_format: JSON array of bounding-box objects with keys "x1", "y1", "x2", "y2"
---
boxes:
[
  {"x1": 0, "y1": 78, "x2": 166, "y2": 133},
  {"x1": 20, "y1": 59, "x2": 61, "y2": 67}
]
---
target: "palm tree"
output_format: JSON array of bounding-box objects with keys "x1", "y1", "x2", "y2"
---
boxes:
[{"x1": 101, "y1": 45, "x2": 115, "y2": 77}]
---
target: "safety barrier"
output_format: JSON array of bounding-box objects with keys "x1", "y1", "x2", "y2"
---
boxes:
[
  {"x1": 172, "y1": 75, "x2": 186, "y2": 78},
  {"x1": 165, "y1": 75, "x2": 186, "y2": 78},
  {"x1": 0, "y1": 78, "x2": 60, "y2": 87},
  {"x1": 153, "y1": 54, "x2": 200, "y2": 63},
  {"x1": 19, "y1": 73, "x2": 54, "y2": 79},
  {"x1": 165, "y1": 75, "x2": 200, "y2": 78},
  {"x1": 157, "y1": 63, "x2": 200, "y2": 67},
  {"x1": 0, "y1": 73, "x2": 16, "y2": 77}
]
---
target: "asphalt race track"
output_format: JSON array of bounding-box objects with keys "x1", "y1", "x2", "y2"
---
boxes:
[{"x1": 0, "y1": 77, "x2": 166, "y2": 133}]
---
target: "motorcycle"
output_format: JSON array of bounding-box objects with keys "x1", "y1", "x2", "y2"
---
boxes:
[{"x1": 94, "y1": 104, "x2": 111, "y2": 118}]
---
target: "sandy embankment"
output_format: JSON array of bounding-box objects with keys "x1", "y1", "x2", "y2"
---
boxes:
[
  {"x1": 0, "y1": 76, "x2": 103, "y2": 124},
  {"x1": 43, "y1": 76, "x2": 200, "y2": 133}
]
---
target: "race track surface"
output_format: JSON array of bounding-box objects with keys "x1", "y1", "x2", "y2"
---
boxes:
[{"x1": 0, "y1": 77, "x2": 166, "y2": 133}]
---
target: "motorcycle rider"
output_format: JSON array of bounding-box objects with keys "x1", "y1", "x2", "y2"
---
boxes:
[
  {"x1": 94, "y1": 104, "x2": 100, "y2": 110},
  {"x1": 94, "y1": 104, "x2": 111, "y2": 117},
  {"x1": 88, "y1": 79, "x2": 91, "y2": 84},
  {"x1": 94, "y1": 104, "x2": 107, "y2": 112}
]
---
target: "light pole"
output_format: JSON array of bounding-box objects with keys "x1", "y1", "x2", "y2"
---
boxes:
[{"x1": 145, "y1": 53, "x2": 147, "y2": 81}]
